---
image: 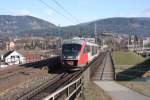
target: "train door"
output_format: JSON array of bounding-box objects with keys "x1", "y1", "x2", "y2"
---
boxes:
[
  {"x1": 87, "y1": 45, "x2": 92, "y2": 62},
  {"x1": 78, "y1": 43, "x2": 88, "y2": 66}
]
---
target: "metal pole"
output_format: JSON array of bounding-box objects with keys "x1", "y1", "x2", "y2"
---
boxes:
[{"x1": 94, "y1": 23, "x2": 97, "y2": 43}]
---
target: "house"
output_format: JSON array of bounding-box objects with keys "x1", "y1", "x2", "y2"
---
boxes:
[
  {"x1": 127, "y1": 35, "x2": 143, "y2": 52},
  {"x1": 1, "y1": 50, "x2": 26, "y2": 65},
  {"x1": 143, "y1": 37, "x2": 150, "y2": 51}
]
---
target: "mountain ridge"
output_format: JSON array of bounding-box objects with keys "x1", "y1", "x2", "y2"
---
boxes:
[
  {"x1": 0, "y1": 15, "x2": 57, "y2": 37},
  {"x1": 0, "y1": 15, "x2": 150, "y2": 38},
  {"x1": 62, "y1": 17, "x2": 150, "y2": 37}
]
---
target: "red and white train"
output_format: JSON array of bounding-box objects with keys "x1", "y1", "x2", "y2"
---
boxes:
[{"x1": 61, "y1": 38, "x2": 99, "y2": 70}]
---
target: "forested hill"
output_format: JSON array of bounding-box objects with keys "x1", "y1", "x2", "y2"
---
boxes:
[
  {"x1": 0, "y1": 15, "x2": 57, "y2": 37},
  {"x1": 0, "y1": 15, "x2": 150, "y2": 38},
  {"x1": 62, "y1": 17, "x2": 150, "y2": 37}
]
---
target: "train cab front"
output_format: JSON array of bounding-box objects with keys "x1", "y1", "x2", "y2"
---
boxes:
[{"x1": 61, "y1": 43, "x2": 81, "y2": 71}]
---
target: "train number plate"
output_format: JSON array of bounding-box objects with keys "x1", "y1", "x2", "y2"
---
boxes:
[{"x1": 67, "y1": 61, "x2": 74, "y2": 65}]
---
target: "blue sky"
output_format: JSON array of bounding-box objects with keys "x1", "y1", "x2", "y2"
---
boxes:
[{"x1": 0, "y1": 0, "x2": 150, "y2": 26}]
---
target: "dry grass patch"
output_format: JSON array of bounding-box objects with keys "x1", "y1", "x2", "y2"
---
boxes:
[
  {"x1": 119, "y1": 82, "x2": 150, "y2": 97},
  {"x1": 80, "y1": 81, "x2": 112, "y2": 100}
]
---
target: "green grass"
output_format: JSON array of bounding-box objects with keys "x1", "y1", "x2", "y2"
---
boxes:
[
  {"x1": 112, "y1": 51, "x2": 147, "y2": 79},
  {"x1": 112, "y1": 51, "x2": 145, "y2": 65}
]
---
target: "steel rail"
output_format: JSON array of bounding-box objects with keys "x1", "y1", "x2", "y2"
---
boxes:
[
  {"x1": 30, "y1": 71, "x2": 82, "y2": 100},
  {"x1": 18, "y1": 73, "x2": 66, "y2": 100},
  {"x1": 100, "y1": 53, "x2": 108, "y2": 80},
  {"x1": 18, "y1": 53, "x2": 103, "y2": 100}
]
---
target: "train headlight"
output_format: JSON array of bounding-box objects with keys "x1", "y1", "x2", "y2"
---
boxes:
[
  {"x1": 62, "y1": 55, "x2": 65, "y2": 59},
  {"x1": 76, "y1": 55, "x2": 79, "y2": 59}
]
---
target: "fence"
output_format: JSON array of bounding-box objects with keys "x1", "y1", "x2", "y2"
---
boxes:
[
  {"x1": 44, "y1": 76, "x2": 83, "y2": 100},
  {"x1": 114, "y1": 65, "x2": 150, "y2": 81}
]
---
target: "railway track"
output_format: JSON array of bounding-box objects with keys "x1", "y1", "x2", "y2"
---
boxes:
[
  {"x1": 21, "y1": 52, "x2": 107, "y2": 100},
  {"x1": 101, "y1": 52, "x2": 114, "y2": 80},
  {"x1": 23, "y1": 53, "x2": 107, "y2": 100},
  {"x1": 92, "y1": 52, "x2": 115, "y2": 80},
  {"x1": 100, "y1": 53, "x2": 109, "y2": 80},
  {"x1": 18, "y1": 71, "x2": 82, "y2": 100},
  {"x1": 0, "y1": 69, "x2": 58, "y2": 99},
  {"x1": 0, "y1": 66, "x2": 27, "y2": 79},
  {"x1": 0, "y1": 57, "x2": 62, "y2": 100},
  {"x1": 0, "y1": 67, "x2": 37, "y2": 91},
  {"x1": 0, "y1": 66, "x2": 45, "y2": 91},
  {"x1": 90, "y1": 52, "x2": 107, "y2": 77},
  {"x1": 0, "y1": 53, "x2": 108, "y2": 100}
]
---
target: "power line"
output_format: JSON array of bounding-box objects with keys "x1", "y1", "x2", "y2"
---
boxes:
[
  {"x1": 38, "y1": 0, "x2": 76, "y2": 24},
  {"x1": 51, "y1": 0, "x2": 80, "y2": 23}
]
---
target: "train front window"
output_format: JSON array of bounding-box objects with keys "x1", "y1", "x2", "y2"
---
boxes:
[{"x1": 62, "y1": 44, "x2": 81, "y2": 54}]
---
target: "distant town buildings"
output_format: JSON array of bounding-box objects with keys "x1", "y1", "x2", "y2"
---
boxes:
[
  {"x1": 0, "y1": 36, "x2": 62, "y2": 51},
  {"x1": 127, "y1": 35, "x2": 150, "y2": 56},
  {"x1": 128, "y1": 35, "x2": 142, "y2": 51},
  {"x1": 143, "y1": 37, "x2": 150, "y2": 51},
  {"x1": 0, "y1": 35, "x2": 61, "y2": 68},
  {"x1": 99, "y1": 33, "x2": 150, "y2": 55},
  {"x1": 0, "y1": 39, "x2": 7, "y2": 50},
  {"x1": 14, "y1": 36, "x2": 62, "y2": 50}
]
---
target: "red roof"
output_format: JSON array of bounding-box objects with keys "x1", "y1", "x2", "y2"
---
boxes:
[{"x1": 23, "y1": 53, "x2": 43, "y2": 62}]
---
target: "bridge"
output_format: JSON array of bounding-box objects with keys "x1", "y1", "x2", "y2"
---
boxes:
[{"x1": 0, "y1": 52, "x2": 149, "y2": 100}]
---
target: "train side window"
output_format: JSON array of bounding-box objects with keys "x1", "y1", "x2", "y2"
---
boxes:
[
  {"x1": 87, "y1": 45, "x2": 90, "y2": 52},
  {"x1": 84, "y1": 45, "x2": 90, "y2": 53},
  {"x1": 94, "y1": 46, "x2": 95, "y2": 55},
  {"x1": 94, "y1": 46, "x2": 96, "y2": 55},
  {"x1": 95, "y1": 47, "x2": 97, "y2": 54},
  {"x1": 92, "y1": 46, "x2": 94, "y2": 55},
  {"x1": 84, "y1": 46, "x2": 88, "y2": 53}
]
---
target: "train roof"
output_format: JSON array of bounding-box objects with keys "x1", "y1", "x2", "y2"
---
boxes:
[
  {"x1": 63, "y1": 39, "x2": 85, "y2": 45},
  {"x1": 63, "y1": 39, "x2": 99, "y2": 46}
]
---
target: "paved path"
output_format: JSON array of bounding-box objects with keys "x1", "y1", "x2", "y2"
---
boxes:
[{"x1": 94, "y1": 81, "x2": 150, "y2": 100}]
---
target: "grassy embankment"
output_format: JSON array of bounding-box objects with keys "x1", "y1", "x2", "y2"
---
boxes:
[
  {"x1": 112, "y1": 51, "x2": 150, "y2": 97},
  {"x1": 112, "y1": 51, "x2": 145, "y2": 73},
  {"x1": 112, "y1": 51, "x2": 144, "y2": 66}
]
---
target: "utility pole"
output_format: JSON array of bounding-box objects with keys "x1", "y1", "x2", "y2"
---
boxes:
[
  {"x1": 58, "y1": 24, "x2": 62, "y2": 48},
  {"x1": 58, "y1": 24, "x2": 61, "y2": 37},
  {"x1": 94, "y1": 23, "x2": 97, "y2": 43}
]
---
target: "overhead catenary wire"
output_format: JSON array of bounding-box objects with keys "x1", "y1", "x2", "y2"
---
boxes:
[
  {"x1": 51, "y1": 0, "x2": 80, "y2": 23},
  {"x1": 38, "y1": 0, "x2": 77, "y2": 24}
]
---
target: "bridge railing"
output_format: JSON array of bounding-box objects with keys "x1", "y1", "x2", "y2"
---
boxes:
[{"x1": 44, "y1": 76, "x2": 83, "y2": 100}]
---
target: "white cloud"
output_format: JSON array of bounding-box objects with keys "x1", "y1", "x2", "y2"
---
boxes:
[
  {"x1": 8, "y1": 9, "x2": 78, "y2": 26},
  {"x1": 43, "y1": 10, "x2": 61, "y2": 25},
  {"x1": 10, "y1": 9, "x2": 36, "y2": 16},
  {"x1": 46, "y1": 9, "x2": 54, "y2": 17},
  {"x1": 43, "y1": 10, "x2": 77, "y2": 26},
  {"x1": 140, "y1": 8, "x2": 150, "y2": 17},
  {"x1": 8, "y1": 9, "x2": 59, "y2": 25}
]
